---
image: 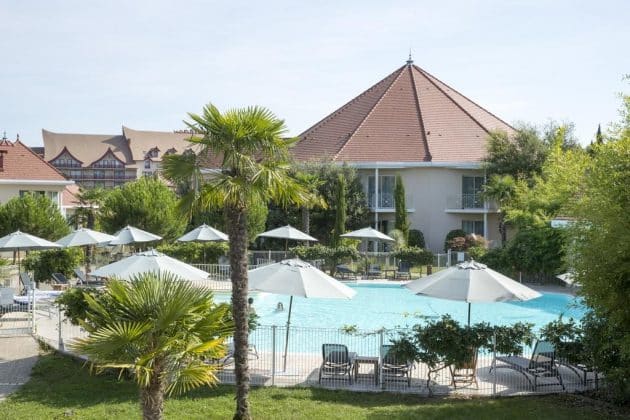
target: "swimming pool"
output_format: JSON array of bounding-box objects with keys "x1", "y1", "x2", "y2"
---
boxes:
[{"x1": 216, "y1": 283, "x2": 585, "y2": 331}]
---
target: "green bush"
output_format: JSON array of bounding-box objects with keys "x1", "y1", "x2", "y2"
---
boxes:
[
  {"x1": 292, "y1": 244, "x2": 359, "y2": 274},
  {"x1": 444, "y1": 229, "x2": 467, "y2": 251},
  {"x1": 157, "y1": 242, "x2": 228, "y2": 264},
  {"x1": 391, "y1": 247, "x2": 434, "y2": 266},
  {"x1": 0, "y1": 193, "x2": 70, "y2": 240},
  {"x1": 478, "y1": 246, "x2": 512, "y2": 276},
  {"x1": 391, "y1": 315, "x2": 535, "y2": 369},
  {"x1": 23, "y1": 248, "x2": 84, "y2": 283},
  {"x1": 408, "y1": 229, "x2": 425, "y2": 248},
  {"x1": 57, "y1": 287, "x2": 104, "y2": 326},
  {"x1": 505, "y1": 226, "x2": 565, "y2": 282}
]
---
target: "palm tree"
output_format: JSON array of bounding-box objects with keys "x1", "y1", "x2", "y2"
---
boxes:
[
  {"x1": 482, "y1": 174, "x2": 516, "y2": 246},
  {"x1": 70, "y1": 272, "x2": 233, "y2": 420},
  {"x1": 162, "y1": 104, "x2": 310, "y2": 420}
]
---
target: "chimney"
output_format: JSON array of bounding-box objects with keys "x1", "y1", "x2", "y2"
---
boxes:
[{"x1": 0, "y1": 150, "x2": 7, "y2": 171}]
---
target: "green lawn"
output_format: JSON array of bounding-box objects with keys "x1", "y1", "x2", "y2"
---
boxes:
[{"x1": 0, "y1": 353, "x2": 624, "y2": 419}]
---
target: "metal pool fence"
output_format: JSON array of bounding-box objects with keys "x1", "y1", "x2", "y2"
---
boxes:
[{"x1": 30, "y1": 308, "x2": 599, "y2": 397}]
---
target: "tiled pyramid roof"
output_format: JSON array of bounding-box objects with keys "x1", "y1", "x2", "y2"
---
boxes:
[{"x1": 293, "y1": 62, "x2": 515, "y2": 163}]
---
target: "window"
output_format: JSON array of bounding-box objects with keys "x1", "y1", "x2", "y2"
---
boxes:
[
  {"x1": 462, "y1": 176, "x2": 485, "y2": 208},
  {"x1": 462, "y1": 220, "x2": 484, "y2": 236},
  {"x1": 144, "y1": 159, "x2": 151, "y2": 169},
  {"x1": 367, "y1": 175, "x2": 396, "y2": 208}
]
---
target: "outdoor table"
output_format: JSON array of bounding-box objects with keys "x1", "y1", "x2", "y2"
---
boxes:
[{"x1": 354, "y1": 356, "x2": 379, "y2": 385}]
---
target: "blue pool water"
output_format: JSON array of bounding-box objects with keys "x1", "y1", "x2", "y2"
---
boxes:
[{"x1": 216, "y1": 283, "x2": 585, "y2": 332}]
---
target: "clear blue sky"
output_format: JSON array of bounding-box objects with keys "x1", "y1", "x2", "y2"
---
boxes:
[{"x1": 2, "y1": 0, "x2": 628, "y2": 147}]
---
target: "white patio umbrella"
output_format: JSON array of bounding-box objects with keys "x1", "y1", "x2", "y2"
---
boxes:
[
  {"x1": 56, "y1": 228, "x2": 116, "y2": 274},
  {"x1": 341, "y1": 227, "x2": 394, "y2": 272},
  {"x1": 405, "y1": 260, "x2": 542, "y2": 325},
  {"x1": 177, "y1": 224, "x2": 228, "y2": 263},
  {"x1": 90, "y1": 249, "x2": 209, "y2": 282},
  {"x1": 248, "y1": 258, "x2": 356, "y2": 371},
  {"x1": 340, "y1": 227, "x2": 395, "y2": 243},
  {"x1": 109, "y1": 225, "x2": 162, "y2": 246},
  {"x1": 0, "y1": 230, "x2": 61, "y2": 272},
  {"x1": 258, "y1": 225, "x2": 318, "y2": 252},
  {"x1": 177, "y1": 224, "x2": 228, "y2": 242}
]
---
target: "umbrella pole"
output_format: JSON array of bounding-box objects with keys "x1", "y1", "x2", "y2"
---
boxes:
[
  {"x1": 283, "y1": 296, "x2": 293, "y2": 371},
  {"x1": 467, "y1": 302, "x2": 471, "y2": 326},
  {"x1": 285, "y1": 239, "x2": 288, "y2": 259}
]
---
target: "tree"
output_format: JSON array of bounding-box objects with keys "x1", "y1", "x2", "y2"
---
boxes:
[
  {"x1": 570, "y1": 135, "x2": 630, "y2": 400},
  {"x1": 0, "y1": 193, "x2": 70, "y2": 240},
  {"x1": 23, "y1": 248, "x2": 83, "y2": 283},
  {"x1": 99, "y1": 177, "x2": 186, "y2": 241},
  {"x1": 331, "y1": 174, "x2": 347, "y2": 247},
  {"x1": 482, "y1": 174, "x2": 516, "y2": 246},
  {"x1": 484, "y1": 125, "x2": 549, "y2": 182},
  {"x1": 162, "y1": 104, "x2": 310, "y2": 419},
  {"x1": 394, "y1": 175, "x2": 409, "y2": 241},
  {"x1": 71, "y1": 187, "x2": 108, "y2": 229},
  {"x1": 596, "y1": 124, "x2": 604, "y2": 145},
  {"x1": 70, "y1": 273, "x2": 233, "y2": 420},
  {"x1": 407, "y1": 229, "x2": 425, "y2": 248},
  {"x1": 294, "y1": 170, "x2": 326, "y2": 235}
]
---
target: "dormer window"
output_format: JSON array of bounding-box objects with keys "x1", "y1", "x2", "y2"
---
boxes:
[{"x1": 147, "y1": 147, "x2": 159, "y2": 158}]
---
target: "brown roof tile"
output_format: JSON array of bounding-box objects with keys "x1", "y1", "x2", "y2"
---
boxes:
[
  {"x1": 293, "y1": 62, "x2": 515, "y2": 163},
  {"x1": 0, "y1": 139, "x2": 69, "y2": 181}
]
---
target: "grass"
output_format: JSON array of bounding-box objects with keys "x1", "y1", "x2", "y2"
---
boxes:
[{"x1": 0, "y1": 353, "x2": 625, "y2": 419}]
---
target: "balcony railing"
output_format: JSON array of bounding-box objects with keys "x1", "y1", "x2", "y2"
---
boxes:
[
  {"x1": 446, "y1": 194, "x2": 497, "y2": 210},
  {"x1": 367, "y1": 193, "x2": 414, "y2": 210}
]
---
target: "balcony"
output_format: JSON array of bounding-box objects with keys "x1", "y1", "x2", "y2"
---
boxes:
[
  {"x1": 445, "y1": 194, "x2": 498, "y2": 213},
  {"x1": 367, "y1": 193, "x2": 414, "y2": 212}
]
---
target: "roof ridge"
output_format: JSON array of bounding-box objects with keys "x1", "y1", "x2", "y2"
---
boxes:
[
  {"x1": 412, "y1": 65, "x2": 515, "y2": 133},
  {"x1": 407, "y1": 65, "x2": 432, "y2": 161},
  {"x1": 333, "y1": 66, "x2": 408, "y2": 160},
  {"x1": 299, "y1": 65, "x2": 405, "y2": 139},
  {"x1": 15, "y1": 140, "x2": 70, "y2": 181},
  {"x1": 412, "y1": 65, "x2": 490, "y2": 135}
]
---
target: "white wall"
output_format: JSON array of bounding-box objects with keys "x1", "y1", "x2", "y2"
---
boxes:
[{"x1": 358, "y1": 167, "x2": 500, "y2": 252}]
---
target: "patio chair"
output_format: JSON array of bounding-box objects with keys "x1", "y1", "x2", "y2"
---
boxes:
[
  {"x1": 366, "y1": 264, "x2": 382, "y2": 279},
  {"x1": 381, "y1": 344, "x2": 413, "y2": 386},
  {"x1": 395, "y1": 262, "x2": 412, "y2": 280},
  {"x1": 207, "y1": 342, "x2": 259, "y2": 368},
  {"x1": 318, "y1": 343, "x2": 356, "y2": 384},
  {"x1": 335, "y1": 265, "x2": 357, "y2": 280},
  {"x1": 19, "y1": 272, "x2": 35, "y2": 294},
  {"x1": 449, "y1": 347, "x2": 479, "y2": 388},
  {"x1": 491, "y1": 340, "x2": 565, "y2": 391}
]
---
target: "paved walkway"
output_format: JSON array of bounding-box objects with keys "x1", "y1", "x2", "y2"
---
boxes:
[{"x1": 0, "y1": 336, "x2": 39, "y2": 401}]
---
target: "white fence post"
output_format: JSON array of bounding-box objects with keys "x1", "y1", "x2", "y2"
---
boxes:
[
  {"x1": 58, "y1": 306, "x2": 64, "y2": 351},
  {"x1": 492, "y1": 330, "x2": 497, "y2": 396},
  {"x1": 271, "y1": 325, "x2": 276, "y2": 386},
  {"x1": 379, "y1": 329, "x2": 384, "y2": 389}
]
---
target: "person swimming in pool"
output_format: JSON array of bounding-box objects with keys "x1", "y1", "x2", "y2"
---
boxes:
[{"x1": 275, "y1": 302, "x2": 284, "y2": 311}]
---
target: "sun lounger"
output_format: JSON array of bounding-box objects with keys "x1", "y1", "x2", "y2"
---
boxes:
[
  {"x1": 207, "y1": 342, "x2": 258, "y2": 368},
  {"x1": 366, "y1": 264, "x2": 382, "y2": 279},
  {"x1": 491, "y1": 340, "x2": 565, "y2": 391},
  {"x1": 51, "y1": 273, "x2": 70, "y2": 287},
  {"x1": 335, "y1": 265, "x2": 357, "y2": 280},
  {"x1": 381, "y1": 344, "x2": 413, "y2": 386},
  {"x1": 318, "y1": 343, "x2": 356, "y2": 384},
  {"x1": 74, "y1": 268, "x2": 105, "y2": 287},
  {"x1": 19, "y1": 272, "x2": 35, "y2": 294},
  {"x1": 395, "y1": 262, "x2": 412, "y2": 280}
]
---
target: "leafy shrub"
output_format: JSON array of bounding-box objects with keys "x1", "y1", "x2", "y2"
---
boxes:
[
  {"x1": 57, "y1": 287, "x2": 104, "y2": 326},
  {"x1": 408, "y1": 229, "x2": 425, "y2": 248},
  {"x1": 391, "y1": 315, "x2": 535, "y2": 368},
  {"x1": 478, "y1": 246, "x2": 512, "y2": 276},
  {"x1": 444, "y1": 229, "x2": 467, "y2": 251},
  {"x1": 157, "y1": 242, "x2": 228, "y2": 264},
  {"x1": 505, "y1": 226, "x2": 565, "y2": 281},
  {"x1": 292, "y1": 244, "x2": 359, "y2": 274},
  {"x1": 391, "y1": 247, "x2": 434, "y2": 266},
  {"x1": 23, "y1": 248, "x2": 84, "y2": 282}
]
